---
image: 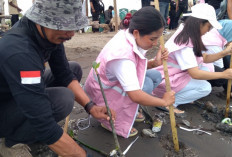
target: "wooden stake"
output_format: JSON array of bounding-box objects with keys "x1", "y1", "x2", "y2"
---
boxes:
[
  {"x1": 58, "y1": 115, "x2": 70, "y2": 157},
  {"x1": 85, "y1": 0, "x2": 88, "y2": 17},
  {"x1": 225, "y1": 55, "x2": 232, "y2": 117},
  {"x1": 113, "y1": 0, "x2": 119, "y2": 32},
  {"x1": 152, "y1": 0, "x2": 180, "y2": 152},
  {"x1": 63, "y1": 115, "x2": 70, "y2": 133}
]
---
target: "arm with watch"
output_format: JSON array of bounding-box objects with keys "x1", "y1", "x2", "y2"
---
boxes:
[
  {"x1": 67, "y1": 79, "x2": 116, "y2": 120},
  {"x1": 48, "y1": 79, "x2": 116, "y2": 157}
]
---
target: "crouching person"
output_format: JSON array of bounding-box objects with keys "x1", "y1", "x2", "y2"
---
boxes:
[{"x1": 0, "y1": 0, "x2": 115, "y2": 157}]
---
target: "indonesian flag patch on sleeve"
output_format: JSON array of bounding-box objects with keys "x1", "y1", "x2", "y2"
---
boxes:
[{"x1": 20, "y1": 71, "x2": 41, "y2": 84}]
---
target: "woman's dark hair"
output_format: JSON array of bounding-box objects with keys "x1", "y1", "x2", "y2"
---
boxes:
[
  {"x1": 174, "y1": 16, "x2": 208, "y2": 57},
  {"x1": 122, "y1": 6, "x2": 165, "y2": 36}
]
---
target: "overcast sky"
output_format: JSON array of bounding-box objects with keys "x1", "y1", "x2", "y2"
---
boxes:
[{"x1": 3, "y1": 0, "x2": 142, "y2": 15}]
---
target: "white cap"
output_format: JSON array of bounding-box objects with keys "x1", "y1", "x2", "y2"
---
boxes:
[{"x1": 183, "y1": 3, "x2": 222, "y2": 29}]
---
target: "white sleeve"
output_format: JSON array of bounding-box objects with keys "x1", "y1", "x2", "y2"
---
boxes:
[
  {"x1": 175, "y1": 47, "x2": 198, "y2": 70},
  {"x1": 106, "y1": 59, "x2": 140, "y2": 91},
  {"x1": 203, "y1": 45, "x2": 224, "y2": 68}
]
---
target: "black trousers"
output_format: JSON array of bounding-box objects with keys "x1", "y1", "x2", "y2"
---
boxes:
[
  {"x1": 208, "y1": 55, "x2": 231, "y2": 90},
  {"x1": 208, "y1": 65, "x2": 227, "y2": 89},
  {"x1": 0, "y1": 61, "x2": 82, "y2": 147},
  {"x1": 174, "y1": 5, "x2": 188, "y2": 28},
  {"x1": 91, "y1": 11, "x2": 100, "y2": 32},
  {"x1": 169, "y1": 10, "x2": 176, "y2": 30},
  {"x1": 141, "y1": 0, "x2": 153, "y2": 7},
  {"x1": 11, "y1": 14, "x2": 19, "y2": 27}
]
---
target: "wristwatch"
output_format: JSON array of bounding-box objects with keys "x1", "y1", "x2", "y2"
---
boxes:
[{"x1": 84, "y1": 101, "x2": 95, "y2": 114}]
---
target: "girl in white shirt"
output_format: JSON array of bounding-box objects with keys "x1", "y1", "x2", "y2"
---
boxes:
[{"x1": 153, "y1": 4, "x2": 232, "y2": 114}]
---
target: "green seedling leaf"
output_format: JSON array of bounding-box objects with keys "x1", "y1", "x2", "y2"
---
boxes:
[
  {"x1": 68, "y1": 130, "x2": 74, "y2": 138},
  {"x1": 92, "y1": 61, "x2": 97, "y2": 69},
  {"x1": 96, "y1": 62, "x2": 100, "y2": 69},
  {"x1": 92, "y1": 61, "x2": 100, "y2": 69},
  {"x1": 73, "y1": 137, "x2": 109, "y2": 156}
]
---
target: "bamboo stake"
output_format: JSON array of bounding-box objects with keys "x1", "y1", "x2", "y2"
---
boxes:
[
  {"x1": 63, "y1": 115, "x2": 70, "y2": 133},
  {"x1": 225, "y1": 55, "x2": 232, "y2": 117},
  {"x1": 58, "y1": 115, "x2": 70, "y2": 157},
  {"x1": 85, "y1": 0, "x2": 88, "y2": 17},
  {"x1": 153, "y1": 0, "x2": 179, "y2": 152},
  {"x1": 113, "y1": 0, "x2": 119, "y2": 32}
]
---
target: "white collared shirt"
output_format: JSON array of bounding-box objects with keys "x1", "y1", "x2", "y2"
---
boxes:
[{"x1": 106, "y1": 29, "x2": 147, "y2": 91}]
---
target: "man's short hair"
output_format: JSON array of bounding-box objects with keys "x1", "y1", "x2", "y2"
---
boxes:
[{"x1": 109, "y1": 6, "x2": 114, "y2": 10}]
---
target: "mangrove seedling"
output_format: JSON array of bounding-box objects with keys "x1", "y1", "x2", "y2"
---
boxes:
[{"x1": 92, "y1": 61, "x2": 124, "y2": 157}]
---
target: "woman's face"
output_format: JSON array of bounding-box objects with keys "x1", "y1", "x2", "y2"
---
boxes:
[
  {"x1": 200, "y1": 22, "x2": 212, "y2": 36},
  {"x1": 133, "y1": 28, "x2": 164, "y2": 50}
]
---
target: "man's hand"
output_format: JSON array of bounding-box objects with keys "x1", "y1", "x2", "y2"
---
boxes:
[
  {"x1": 89, "y1": 105, "x2": 116, "y2": 121},
  {"x1": 49, "y1": 132, "x2": 86, "y2": 157},
  {"x1": 17, "y1": 8, "x2": 22, "y2": 12}
]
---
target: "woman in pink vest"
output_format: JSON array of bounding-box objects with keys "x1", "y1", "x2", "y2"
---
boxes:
[
  {"x1": 85, "y1": 6, "x2": 175, "y2": 138},
  {"x1": 201, "y1": 20, "x2": 232, "y2": 97},
  {"x1": 153, "y1": 3, "x2": 232, "y2": 114}
]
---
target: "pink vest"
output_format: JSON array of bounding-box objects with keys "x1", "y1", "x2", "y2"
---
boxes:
[
  {"x1": 202, "y1": 28, "x2": 227, "y2": 47},
  {"x1": 84, "y1": 30, "x2": 147, "y2": 138},
  {"x1": 153, "y1": 24, "x2": 213, "y2": 97},
  {"x1": 199, "y1": 0, "x2": 205, "y2": 3}
]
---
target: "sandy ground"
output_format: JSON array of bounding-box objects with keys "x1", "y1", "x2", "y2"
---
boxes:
[{"x1": 28, "y1": 31, "x2": 232, "y2": 157}]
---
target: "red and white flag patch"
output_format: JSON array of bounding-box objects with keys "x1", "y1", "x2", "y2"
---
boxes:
[{"x1": 20, "y1": 71, "x2": 41, "y2": 84}]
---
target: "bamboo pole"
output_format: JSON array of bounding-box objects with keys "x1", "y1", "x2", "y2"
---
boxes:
[
  {"x1": 153, "y1": 0, "x2": 179, "y2": 152},
  {"x1": 58, "y1": 115, "x2": 70, "y2": 157},
  {"x1": 85, "y1": 0, "x2": 88, "y2": 17},
  {"x1": 63, "y1": 115, "x2": 70, "y2": 133},
  {"x1": 225, "y1": 55, "x2": 232, "y2": 117},
  {"x1": 113, "y1": 0, "x2": 119, "y2": 32}
]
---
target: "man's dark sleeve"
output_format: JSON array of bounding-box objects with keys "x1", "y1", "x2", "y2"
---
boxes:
[{"x1": 1, "y1": 52, "x2": 63, "y2": 145}]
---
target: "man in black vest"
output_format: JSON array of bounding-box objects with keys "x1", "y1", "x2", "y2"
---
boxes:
[{"x1": 0, "y1": 0, "x2": 115, "y2": 156}]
